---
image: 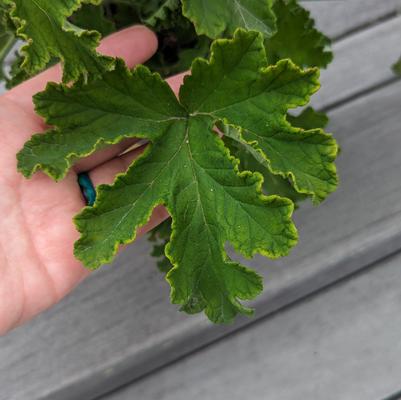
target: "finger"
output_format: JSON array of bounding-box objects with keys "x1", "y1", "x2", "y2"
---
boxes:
[
  {"x1": 88, "y1": 143, "x2": 170, "y2": 237},
  {"x1": 168, "y1": 72, "x2": 187, "y2": 96},
  {"x1": 90, "y1": 143, "x2": 148, "y2": 186},
  {"x1": 73, "y1": 137, "x2": 140, "y2": 174},
  {"x1": 3, "y1": 25, "x2": 158, "y2": 115}
]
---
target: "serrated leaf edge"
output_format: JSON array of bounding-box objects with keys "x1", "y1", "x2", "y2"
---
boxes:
[
  {"x1": 16, "y1": 62, "x2": 179, "y2": 180},
  {"x1": 5, "y1": 0, "x2": 114, "y2": 81}
]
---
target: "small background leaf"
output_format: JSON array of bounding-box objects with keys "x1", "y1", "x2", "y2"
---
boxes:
[
  {"x1": 265, "y1": 0, "x2": 333, "y2": 68},
  {"x1": 182, "y1": 0, "x2": 277, "y2": 39}
]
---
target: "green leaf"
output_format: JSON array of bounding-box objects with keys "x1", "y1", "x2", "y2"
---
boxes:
[
  {"x1": 75, "y1": 113, "x2": 295, "y2": 322},
  {"x1": 148, "y1": 218, "x2": 173, "y2": 273},
  {"x1": 3, "y1": 0, "x2": 114, "y2": 82},
  {"x1": 223, "y1": 134, "x2": 307, "y2": 204},
  {"x1": 71, "y1": 3, "x2": 116, "y2": 36},
  {"x1": 146, "y1": 34, "x2": 210, "y2": 77},
  {"x1": 17, "y1": 59, "x2": 183, "y2": 180},
  {"x1": 287, "y1": 106, "x2": 329, "y2": 131},
  {"x1": 223, "y1": 107, "x2": 330, "y2": 204},
  {"x1": 181, "y1": 30, "x2": 338, "y2": 204},
  {"x1": 6, "y1": 54, "x2": 28, "y2": 87},
  {"x1": 265, "y1": 0, "x2": 333, "y2": 68},
  {"x1": 151, "y1": 108, "x2": 325, "y2": 272},
  {"x1": 17, "y1": 30, "x2": 340, "y2": 322},
  {"x1": 144, "y1": 7, "x2": 211, "y2": 78},
  {"x1": 102, "y1": 1, "x2": 142, "y2": 30},
  {"x1": 110, "y1": 0, "x2": 180, "y2": 28},
  {"x1": 103, "y1": 0, "x2": 209, "y2": 78},
  {"x1": 140, "y1": 0, "x2": 181, "y2": 27},
  {"x1": 5, "y1": 51, "x2": 49, "y2": 88},
  {"x1": 182, "y1": 0, "x2": 276, "y2": 39}
]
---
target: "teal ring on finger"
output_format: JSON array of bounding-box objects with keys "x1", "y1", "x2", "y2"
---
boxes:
[{"x1": 78, "y1": 172, "x2": 96, "y2": 206}]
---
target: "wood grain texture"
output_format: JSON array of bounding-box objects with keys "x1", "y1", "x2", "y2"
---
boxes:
[
  {"x1": 304, "y1": 0, "x2": 401, "y2": 39},
  {"x1": 1, "y1": 6, "x2": 401, "y2": 400},
  {"x1": 314, "y1": 15, "x2": 401, "y2": 109},
  {"x1": 105, "y1": 250, "x2": 401, "y2": 400}
]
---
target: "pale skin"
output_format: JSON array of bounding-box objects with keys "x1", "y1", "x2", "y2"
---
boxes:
[{"x1": 0, "y1": 26, "x2": 184, "y2": 334}]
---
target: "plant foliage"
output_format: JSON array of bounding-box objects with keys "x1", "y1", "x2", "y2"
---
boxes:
[
  {"x1": 2, "y1": 0, "x2": 115, "y2": 82},
  {"x1": 3, "y1": 0, "x2": 339, "y2": 323}
]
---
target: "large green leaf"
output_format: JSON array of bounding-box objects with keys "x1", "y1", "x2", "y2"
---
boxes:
[
  {"x1": 18, "y1": 30, "x2": 340, "y2": 322},
  {"x1": 265, "y1": 0, "x2": 333, "y2": 68},
  {"x1": 3, "y1": 0, "x2": 114, "y2": 82},
  {"x1": 150, "y1": 106, "x2": 330, "y2": 275},
  {"x1": 182, "y1": 0, "x2": 276, "y2": 39}
]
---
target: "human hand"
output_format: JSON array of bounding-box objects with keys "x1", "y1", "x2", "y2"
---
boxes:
[{"x1": 0, "y1": 25, "x2": 183, "y2": 334}]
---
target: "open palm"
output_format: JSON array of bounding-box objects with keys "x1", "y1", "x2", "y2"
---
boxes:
[{"x1": 0, "y1": 26, "x2": 180, "y2": 334}]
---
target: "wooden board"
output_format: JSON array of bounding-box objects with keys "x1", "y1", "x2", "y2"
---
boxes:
[
  {"x1": 104, "y1": 250, "x2": 401, "y2": 400},
  {"x1": 304, "y1": 0, "x2": 401, "y2": 39},
  {"x1": 315, "y1": 15, "x2": 401, "y2": 109},
  {"x1": 1, "y1": 6, "x2": 401, "y2": 400}
]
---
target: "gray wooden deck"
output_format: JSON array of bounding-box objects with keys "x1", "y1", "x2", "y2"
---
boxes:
[{"x1": 1, "y1": 2, "x2": 401, "y2": 399}]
